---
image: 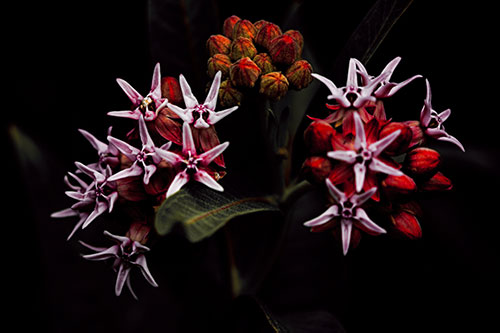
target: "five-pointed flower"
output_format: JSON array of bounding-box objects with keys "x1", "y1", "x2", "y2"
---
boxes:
[
  {"x1": 160, "y1": 122, "x2": 229, "y2": 197},
  {"x1": 51, "y1": 163, "x2": 118, "y2": 239},
  {"x1": 420, "y1": 79, "x2": 465, "y2": 152},
  {"x1": 311, "y1": 58, "x2": 389, "y2": 109},
  {"x1": 303, "y1": 179, "x2": 386, "y2": 255},
  {"x1": 167, "y1": 71, "x2": 238, "y2": 129},
  {"x1": 108, "y1": 63, "x2": 167, "y2": 121},
  {"x1": 79, "y1": 230, "x2": 158, "y2": 300},
  {"x1": 327, "y1": 112, "x2": 403, "y2": 192},
  {"x1": 78, "y1": 127, "x2": 120, "y2": 171},
  {"x1": 108, "y1": 115, "x2": 172, "y2": 185},
  {"x1": 355, "y1": 56, "x2": 422, "y2": 99}
]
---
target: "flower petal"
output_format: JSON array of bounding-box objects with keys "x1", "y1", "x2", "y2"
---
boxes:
[
  {"x1": 341, "y1": 219, "x2": 353, "y2": 255},
  {"x1": 115, "y1": 264, "x2": 132, "y2": 296},
  {"x1": 206, "y1": 106, "x2": 239, "y2": 126},
  {"x1": 107, "y1": 110, "x2": 142, "y2": 120},
  {"x1": 420, "y1": 79, "x2": 432, "y2": 126},
  {"x1": 327, "y1": 150, "x2": 357, "y2": 164},
  {"x1": 107, "y1": 136, "x2": 140, "y2": 160},
  {"x1": 116, "y1": 78, "x2": 143, "y2": 105},
  {"x1": 325, "y1": 178, "x2": 347, "y2": 203},
  {"x1": 204, "y1": 71, "x2": 222, "y2": 111},
  {"x1": 78, "y1": 129, "x2": 108, "y2": 154},
  {"x1": 179, "y1": 74, "x2": 199, "y2": 109},
  {"x1": 81, "y1": 244, "x2": 120, "y2": 261},
  {"x1": 353, "y1": 163, "x2": 366, "y2": 193},
  {"x1": 198, "y1": 142, "x2": 229, "y2": 166},
  {"x1": 166, "y1": 171, "x2": 190, "y2": 198},
  {"x1": 311, "y1": 73, "x2": 350, "y2": 108},
  {"x1": 368, "y1": 129, "x2": 401, "y2": 156},
  {"x1": 438, "y1": 108, "x2": 451, "y2": 122},
  {"x1": 354, "y1": 207, "x2": 386, "y2": 235},
  {"x1": 134, "y1": 254, "x2": 159, "y2": 288},
  {"x1": 351, "y1": 187, "x2": 377, "y2": 206},
  {"x1": 303, "y1": 205, "x2": 339, "y2": 227},
  {"x1": 181, "y1": 122, "x2": 197, "y2": 156},
  {"x1": 194, "y1": 117, "x2": 210, "y2": 129},
  {"x1": 353, "y1": 112, "x2": 366, "y2": 150},
  {"x1": 437, "y1": 135, "x2": 465, "y2": 152},
  {"x1": 167, "y1": 103, "x2": 193, "y2": 124},
  {"x1": 108, "y1": 163, "x2": 144, "y2": 182},
  {"x1": 51, "y1": 208, "x2": 78, "y2": 218},
  {"x1": 150, "y1": 63, "x2": 162, "y2": 100},
  {"x1": 369, "y1": 158, "x2": 403, "y2": 176},
  {"x1": 82, "y1": 201, "x2": 108, "y2": 229},
  {"x1": 138, "y1": 115, "x2": 155, "y2": 149},
  {"x1": 193, "y1": 169, "x2": 223, "y2": 192},
  {"x1": 143, "y1": 164, "x2": 157, "y2": 185},
  {"x1": 156, "y1": 149, "x2": 184, "y2": 166}
]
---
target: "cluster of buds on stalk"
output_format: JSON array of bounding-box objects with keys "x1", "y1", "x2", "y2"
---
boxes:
[
  {"x1": 206, "y1": 15, "x2": 313, "y2": 106},
  {"x1": 52, "y1": 63, "x2": 237, "y2": 298},
  {"x1": 301, "y1": 57, "x2": 464, "y2": 255}
]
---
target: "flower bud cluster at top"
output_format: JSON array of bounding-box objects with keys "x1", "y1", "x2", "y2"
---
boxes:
[
  {"x1": 206, "y1": 15, "x2": 313, "y2": 105},
  {"x1": 301, "y1": 57, "x2": 464, "y2": 255}
]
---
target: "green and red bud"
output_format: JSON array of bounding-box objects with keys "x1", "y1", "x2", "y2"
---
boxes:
[
  {"x1": 206, "y1": 34, "x2": 231, "y2": 56},
  {"x1": 253, "y1": 53, "x2": 276, "y2": 74},
  {"x1": 269, "y1": 34, "x2": 300, "y2": 65},
  {"x1": 207, "y1": 54, "x2": 232, "y2": 79},
  {"x1": 259, "y1": 71, "x2": 289, "y2": 100},
  {"x1": 229, "y1": 57, "x2": 261, "y2": 88},
  {"x1": 229, "y1": 37, "x2": 257, "y2": 61},
  {"x1": 284, "y1": 29, "x2": 304, "y2": 55},
  {"x1": 218, "y1": 79, "x2": 244, "y2": 107},
  {"x1": 285, "y1": 59, "x2": 313, "y2": 90},
  {"x1": 223, "y1": 15, "x2": 240, "y2": 38},
  {"x1": 232, "y1": 19, "x2": 257, "y2": 40},
  {"x1": 255, "y1": 22, "x2": 282, "y2": 50}
]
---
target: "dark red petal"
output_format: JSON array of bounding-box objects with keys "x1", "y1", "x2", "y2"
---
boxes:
[
  {"x1": 420, "y1": 171, "x2": 453, "y2": 191},
  {"x1": 116, "y1": 177, "x2": 148, "y2": 202},
  {"x1": 390, "y1": 210, "x2": 422, "y2": 239},
  {"x1": 328, "y1": 163, "x2": 353, "y2": 185},
  {"x1": 154, "y1": 109, "x2": 182, "y2": 145},
  {"x1": 193, "y1": 126, "x2": 225, "y2": 168}
]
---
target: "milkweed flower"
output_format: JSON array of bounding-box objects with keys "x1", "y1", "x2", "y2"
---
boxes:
[
  {"x1": 303, "y1": 179, "x2": 386, "y2": 255},
  {"x1": 167, "y1": 71, "x2": 238, "y2": 129},
  {"x1": 420, "y1": 79, "x2": 464, "y2": 152},
  {"x1": 108, "y1": 115, "x2": 172, "y2": 185},
  {"x1": 160, "y1": 122, "x2": 229, "y2": 198},
  {"x1": 78, "y1": 127, "x2": 120, "y2": 171},
  {"x1": 108, "y1": 63, "x2": 168, "y2": 121},
  {"x1": 79, "y1": 230, "x2": 158, "y2": 300}
]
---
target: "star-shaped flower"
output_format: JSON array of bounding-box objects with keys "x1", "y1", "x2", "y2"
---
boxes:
[
  {"x1": 420, "y1": 79, "x2": 464, "y2": 152},
  {"x1": 79, "y1": 230, "x2": 158, "y2": 300},
  {"x1": 303, "y1": 179, "x2": 386, "y2": 255},
  {"x1": 311, "y1": 58, "x2": 389, "y2": 109},
  {"x1": 160, "y1": 122, "x2": 229, "y2": 198},
  {"x1": 51, "y1": 163, "x2": 118, "y2": 239},
  {"x1": 355, "y1": 56, "x2": 422, "y2": 99},
  {"x1": 327, "y1": 112, "x2": 403, "y2": 193},
  {"x1": 107, "y1": 115, "x2": 172, "y2": 185},
  {"x1": 78, "y1": 127, "x2": 119, "y2": 171},
  {"x1": 108, "y1": 63, "x2": 167, "y2": 121},
  {"x1": 167, "y1": 71, "x2": 238, "y2": 129}
]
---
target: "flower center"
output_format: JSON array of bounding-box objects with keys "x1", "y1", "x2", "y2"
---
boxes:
[
  {"x1": 356, "y1": 148, "x2": 373, "y2": 164},
  {"x1": 192, "y1": 105, "x2": 211, "y2": 122},
  {"x1": 184, "y1": 152, "x2": 199, "y2": 174},
  {"x1": 136, "y1": 150, "x2": 147, "y2": 162},
  {"x1": 341, "y1": 201, "x2": 354, "y2": 218},
  {"x1": 429, "y1": 111, "x2": 444, "y2": 130},
  {"x1": 139, "y1": 96, "x2": 155, "y2": 112}
]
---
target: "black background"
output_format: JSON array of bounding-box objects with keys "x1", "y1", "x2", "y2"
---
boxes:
[{"x1": 6, "y1": 0, "x2": 499, "y2": 332}]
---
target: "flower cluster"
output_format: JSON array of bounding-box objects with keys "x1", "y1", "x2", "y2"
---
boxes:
[
  {"x1": 301, "y1": 57, "x2": 463, "y2": 255},
  {"x1": 206, "y1": 15, "x2": 313, "y2": 106},
  {"x1": 52, "y1": 63, "x2": 236, "y2": 297}
]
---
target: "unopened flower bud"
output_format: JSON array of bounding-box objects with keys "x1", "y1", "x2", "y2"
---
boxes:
[
  {"x1": 285, "y1": 59, "x2": 313, "y2": 90},
  {"x1": 301, "y1": 156, "x2": 332, "y2": 184},
  {"x1": 405, "y1": 147, "x2": 440, "y2": 175},
  {"x1": 379, "y1": 122, "x2": 412, "y2": 155},
  {"x1": 206, "y1": 34, "x2": 231, "y2": 56},
  {"x1": 229, "y1": 37, "x2": 257, "y2": 61},
  {"x1": 269, "y1": 34, "x2": 300, "y2": 65},
  {"x1": 161, "y1": 77, "x2": 183, "y2": 105},
  {"x1": 207, "y1": 54, "x2": 232, "y2": 79},
  {"x1": 229, "y1": 57, "x2": 261, "y2": 88},
  {"x1": 304, "y1": 120, "x2": 335, "y2": 155},
  {"x1": 381, "y1": 173, "x2": 416, "y2": 195},
  {"x1": 404, "y1": 120, "x2": 425, "y2": 148},
  {"x1": 284, "y1": 29, "x2": 304, "y2": 55},
  {"x1": 116, "y1": 177, "x2": 148, "y2": 202},
  {"x1": 232, "y1": 19, "x2": 257, "y2": 40},
  {"x1": 253, "y1": 19, "x2": 269, "y2": 31},
  {"x1": 126, "y1": 222, "x2": 151, "y2": 244},
  {"x1": 253, "y1": 53, "x2": 276, "y2": 74},
  {"x1": 255, "y1": 22, "x2": 282, "y2": 50},
  {"x1": 223, "y1": 15, "x2": 240, "y2": 38},
  {"x1": 218, "y1": 79, "x2": 244, "y2": 107},
  {"x1": 420, "y1": 171, "x2": 453, "y2": 191},
  {"x1": 259, "y1": 71, "x2": 289, "y2": 100},
  {"x1": 390, "y1": 210, "x2": 422, "y2": 239}
]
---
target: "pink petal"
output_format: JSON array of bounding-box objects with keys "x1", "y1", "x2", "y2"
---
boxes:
[
  {"x1": 311, "y1": 73, "x2": 350, "y2": 108},
  {"x1": 368, "y1": 129, "x2": 401, "y2": 156},
  {"x1": 107, "y1": 110, "x2": 142, "y2": 120},
  {"x1": 143, "y1": 164, "x2": 157, "y2": 185},
  {"x1": 204, "y1": 71, "x2": 221, "y2": 111},
  {"x1": 155, "y1": 149, "x2": 184, "y2": 166},
  {"x1": 206, "y1": 106, "x2": 238, "y2": 126},
  {"x1": 303, "y1": 205, "x2": 339, "y2": 227},
  {"x1": 150, "y1": 63, "x2": 162, "y2": 100},
  {"x1": 438, "y1": 135, "x2": 465, "y2": 152},
  {"x1": 351, "y1": 187, "x2": 377, "y2": 206},
  {"x1": 107, "y1": 191, "x2": 119, "y2": 213},
  {"x1": 138, "y1": 115, "x2": 155, "y2": 149},
  {"x1": 81, "y1": 244, "x2": 120, "y2": 261},
  {"x1": 369, "y1": 158, "x2": 403, "y2": 176},
  {"x1": 438, "y1": 109, "x2": 451, "y2": 122},
  {"x1": 181, "y1": 122, "x2": 197, "y2": 156},
  {"x1": 354, "y1": 208, "x2": 386, "y2": 234},
  {"x1": 346, "y1": 58, "x2": 359, "y2": 91},
  {"x1": 193, "y1": 169, "x2": 223, "y2": 192},
  {"x1": 116, "y1": 79, "x2": 143, "y2": 105},
  {"x1": 126, "y1": 276, "x2": 138, "y2": 300},
  {"x1": 67, "y1": 214, "x2": 88, "y2": 240},
  {"x1": 107, "y1": 136, "x2": 140, "y2": 160},
  {"x1": 134, "y1": 254, "x2": 159, "y2": 287},
  {"x1": 108, "y1": 163, "x2": 144, "y2": 182},
  {"x1": 82, "y1": 201, "x2": 108, "y2": 229},
  {"x1": 166, "y1": 171, "x2": 190, "y2": 198},
  {"x1": 78, "y1": 129, "x2": 108, "y2": 154},
  {"x1": 179, "y1": 74, "x2": 199, "y2": 109},
  {"x1": 115, "y1": 264, "x2": 132, "y2": 296},
  {"x1": 194, "y1": 117, "x2": 210, "y2": 129},
  {"x1": 104, "y1": 230, "x2": 130, "y2": 244},
  {"x1": 327, "y1": 150, "x2": 357, "y2": 164},
  {"x1": 353, "y1": 112, "x2": 367, "y2": 150},
  {"x1": 51, "y1": 208, "x2": 78, "y2": 218},
  {"x1": 353, "y1": 163, "x2": 367, "y2": 193},
  {"x1": 166, "y1": 103, "x2": 192, "y2": 124},
  {"x1": 325, "y1": 178, "x2": 347, "y2": 203},
  {"x1": 341, "y1": 219, "x2": 353, "y2": 255},
  {"x1": 420, "y1": 79, "x2": 432, "y2": 126},
  {"x1": 198, "y1": 141, "x2": 229, "y2": 166}
]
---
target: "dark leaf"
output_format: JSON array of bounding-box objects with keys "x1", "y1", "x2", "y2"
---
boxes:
[{"x1": 154, "y1": 182, "x2": 280, "y2": 242}]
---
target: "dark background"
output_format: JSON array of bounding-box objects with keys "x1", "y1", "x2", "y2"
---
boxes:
[{"x1": 6, "y1": 0, "x2": 499, "y2": 332}]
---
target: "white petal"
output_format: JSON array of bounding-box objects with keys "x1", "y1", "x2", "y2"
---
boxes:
[
  {"x1": 198, "y1": 142, "x2": 229, "y2": 166},
  {"x1": 303, "y1": 205, "x2": 339, "y2": 227},
  {"x1": 193, "y1": 169, "x2": 223, "y2": 192},
  {"x1": 351, "y1": 187, "x2": 377, "y2": 206},
  {"x1": 179, "y1": 74, "x2": 199, "y2": 109},
  {"x1": 181, "y1": 122, "x2": 197, "y2": 156},
  {"x1": 166, "y1": 171, "x2": 190, "y2": 198},
  {"x1": 327, "y1": 150, "x2": 357, "y2": 164},
  {"x1": 369, "y1": 129, "x2": 401, "y2": 156},
  {"x1": 137, "y1": 115, "x2": 155, "y2": 149},
  {"x1": 355, "y1": 208, "x2": 386, "y2": 234},
  {"x1": 108, "y1": 163, "x2": 144, "y2": 182},
  {"x1": 341, "y1": 219, "x2": 353, "y2": 255},
  {"x1": 116, "y1": 78, "x2": 143, "y2": 105},
  {"x1": 353, "y1": 112, "x2": 366, "y2": 150},
  {"x1": 353, "y1": 163, "x2": 366, "y2": 193},
  {"x1": 325, "y1": 178, "x2": 347, "y2": 203},
  {"x1": 207, "y1": 106, "x2": 238, "y2": 126},
  {"x1": 369, "y1": 158, "x2": 403, "y2": 176},
  {"x1": 204, "y1": 71, "x2": 221, "y2": 111}
]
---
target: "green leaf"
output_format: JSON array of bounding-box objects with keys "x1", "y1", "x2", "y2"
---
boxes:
[{"x1": 154, "y1": 183, "x2": 280, "y2": 242}]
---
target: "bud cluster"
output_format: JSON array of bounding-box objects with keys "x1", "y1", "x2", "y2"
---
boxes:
[
  {"x1": 301, "y1": 57, "x2": 463, "y2": 254},
  {"x1": 206, "y1": 15, "x2": 313, "y2": 106}
]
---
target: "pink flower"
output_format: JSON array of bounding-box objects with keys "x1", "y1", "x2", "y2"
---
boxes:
[
  {"x1": 167, "y1": 71, "x2": 238, "y2": 129},
  {"x1": 327, "y1": 112, "x2": 403, "y2": 192},
  {"x1": 107, "y1": 115, "x2": 172, "y2": 185},
  {"x1": 108, "y1": 63, "x2": 167, "y2": 121},
  {"x1": 160, "y1": 122, "x2": 229, "y2": 197},
  {"x1": 51, "y1": 163, "x2": 118, "y2": 239},
  {"x1": 79, "y1": 230, "x2": 158, "y2": 299},
  {"x1": 78, "y1": 127, "x2": 119, "y2": 171},
  {"x1": 303, "y1": 179, "x2": 386, "y2": 255},
  {"x1": 420, "y1": 79, "x2": 465, "y2": 152}
]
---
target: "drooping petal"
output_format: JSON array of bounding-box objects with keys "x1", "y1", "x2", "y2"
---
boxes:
[
  {"x1": 311, "y1": 73, "x2": 350, "y2": 108},
  {"x1": 341, "y1": 219, "x2": 353, "y2": 255},
  {"x1": 107, "y1": 191, "x2": 119, "y2": 213},
  {"x1": 353, "y1": 163, "x2": 367, "y2": 193},
  {"x1": 325, "y1": 178, "x2": 347, "y2": 203},
  {"x1": 65, "y1": 190, "x2": 86, "y2": 201},
  {"x1": 104, "y1": 230, "x2": 130, "y2": 244},
  {"x1": 82, "y1": 201, "x2": 108, "y2": 229},
  {"x1": 193, "y1": 169, "x2": 223, "y2": 192},
  {"x1": 204, "y1": 71, "x2": 221, "y2": 111},
  {"x1": 353, "y1": 112, "x2": 367, "y2": 150},
  {"x1": 303, "y1": 205, "x2": 339, "y2": 227},
  {"x1": 181, "y1": 122, "x2": 197, "y2": 156},
  {"x1": 116, "y1": 78, "x2": 143, "y2": 105},
  {"x1": 143, "y1": 164, "x2": 157, "y2": 185},
  {"x1": 178, "y1": 74, "x2": 199, "y2": 109},
  {"x1": 327, "y1": 150, "x2": 357, "y2": 164},
  {"x1": 198, "y1": 141, "x2": 229, "y2": 166},
  {"x1": 108, "y1": 163, "x2": 144, "y2": 182},
  {"x1": 107, "y1": 110, "x2": 142, "y2": 120},
  {"x1": 126, "y1": 275, "x2": 138, "y2": 300},
  {"x1": 115, "y1": 264, "x2": 132, "y2": 296},
  {"x1": 437, "y1": 135, "x2": 465, "y2": 152},
  {"x1": 420, "y1": 79, "x2": 432, "y2": 126},
  {"x1": 51, "y1": 208, "x2": 78, "y2": 218},
  {"x1": 134, "y1": 254, "x2": 159, "y2": 288},
  {"x1": 78, "y1": 129, "x2": 108, "y2": 154},
  {"x1": 354, "y1": 208, "x2": 386, "y2": 235},
  {"x1": 206, "y1": 106, "x2": 239, "y2": 126},
  {"x1": 67, "y1": 214, "x2": 88, "y2": 241},
  {"x1": 369, "y1": 158, "x2": 403, "y2": 176},
  {"x1": 107, "y1": 136, "x2": 140, "y2": 160},
  {"x1": 80, "y1": 244, "x2": 120, "y2": 261},
  {"x1": 368, "y1": 129, "x2": 401, "y2": 156},
  {"x1": 166, "y1": 171, "x2": 190, "y2": 198}
]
